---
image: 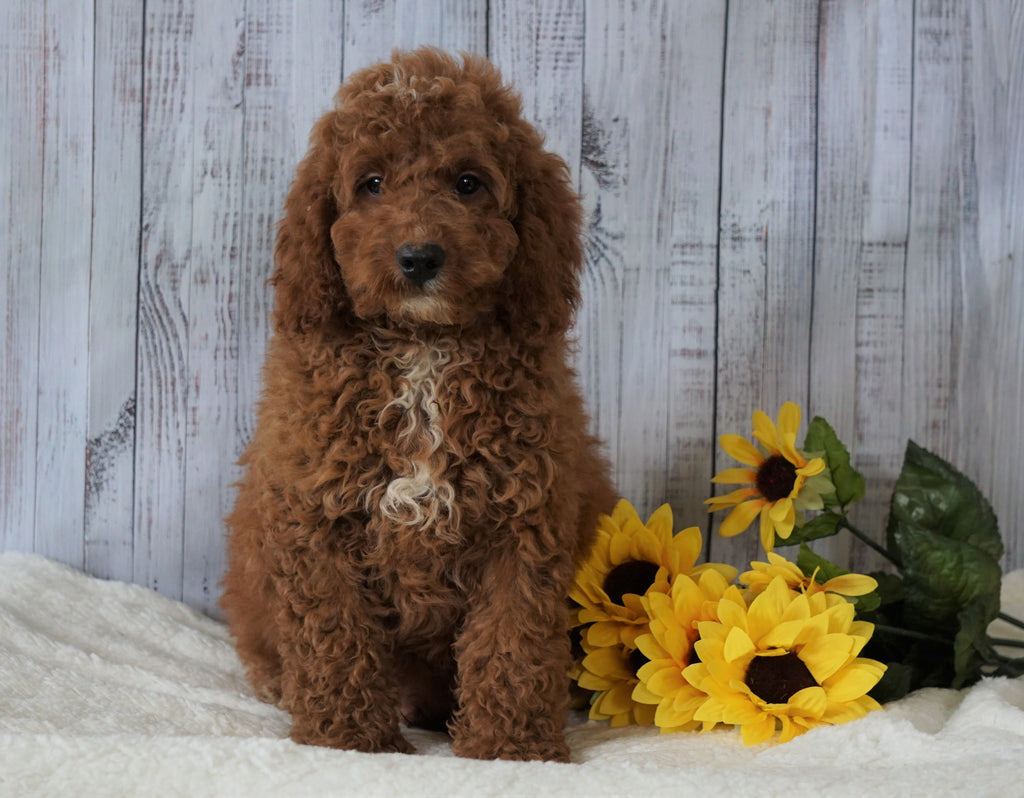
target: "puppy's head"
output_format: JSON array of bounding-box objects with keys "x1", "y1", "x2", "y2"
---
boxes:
[{"x1": 272, "y1": 48, "x2": 582, "y2": 339}]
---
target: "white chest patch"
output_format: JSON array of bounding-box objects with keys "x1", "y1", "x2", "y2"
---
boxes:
[{"x1": 374, "y1": 342, "x2": 457, "y2": 529}]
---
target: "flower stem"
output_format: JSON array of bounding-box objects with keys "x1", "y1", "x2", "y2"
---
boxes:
[
  {"x1": 871, "y1": 623, "x2": 949, "y2": 646},
  {"x1": 989, "y1": 637, "x2": 1024, "y2": 649},
  {"x1": 837, "y1": 518, "x2": 901, "y2": 567},
  {"x1": 997, "y1": 612, "x2": 1024, "y2": 631}
]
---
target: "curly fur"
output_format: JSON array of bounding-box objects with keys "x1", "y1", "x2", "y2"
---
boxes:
[{"x1": 222, "y1": 48, "x2": 615, "y2": 762}]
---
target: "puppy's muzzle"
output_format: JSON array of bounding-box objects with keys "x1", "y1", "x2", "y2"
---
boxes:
[{"x1": 396, "y1": 242, "x2": 445, "y2": 287}]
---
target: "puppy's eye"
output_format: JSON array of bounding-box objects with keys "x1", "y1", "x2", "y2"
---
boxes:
[
  {"x1": 454, "y1": 173, "x2": 483, "y2": 197},
  {"x1": 361, "y1": 175, "x2": 384, "y2": 196}
]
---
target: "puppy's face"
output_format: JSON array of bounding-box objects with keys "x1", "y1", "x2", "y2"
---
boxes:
[
  {"x1": 327, "y1": 69, "x2": 521, "y2": 326},
  {"x1": 273, "y1": 51, "x2": 581, "y2": 338}
]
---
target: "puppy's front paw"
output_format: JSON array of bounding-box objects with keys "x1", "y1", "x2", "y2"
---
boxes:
[
  {"x1": 290, "y1": 718, "x2": 414, "y2": 755},
  {"x1": 451, "y1": 730, "x2": 570, "y2": 762}
]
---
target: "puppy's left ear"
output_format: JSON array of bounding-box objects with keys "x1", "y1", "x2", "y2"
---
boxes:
[{"x1": 501, "y1": 149, "x2": 583, "y2": 341}]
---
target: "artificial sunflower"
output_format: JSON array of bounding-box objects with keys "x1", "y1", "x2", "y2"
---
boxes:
[
  {"x1": 683, "y1": 575, "x2": 886, "y2": 745},
  {"x1": 631, "y1": 569, "x2": 732, "y2": 732},
  {"x1": 570, "y1": 499, "x2": 736, "y2": 648},
  {"x1": 706, "y1": 401, "x2": 834, "y2": 552},
  {"x1": 741, "y1": 551, "x2": 878, "y2": 601},
  {"x1": 575, "y1": 632, "x2": 657, "y2": 727}
]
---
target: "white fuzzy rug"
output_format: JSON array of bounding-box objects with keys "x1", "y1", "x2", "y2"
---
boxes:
[{"x1": 2, "y1": 552, "x2": 1023, "y2": 798}]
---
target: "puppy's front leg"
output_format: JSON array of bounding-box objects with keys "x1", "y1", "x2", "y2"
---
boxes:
[
  {"x1": 272, "y1": 551, "x2": 412, "y2": 754},
  {"x1": 450, "y1": 544, "x2": 575, "y2": 762}
]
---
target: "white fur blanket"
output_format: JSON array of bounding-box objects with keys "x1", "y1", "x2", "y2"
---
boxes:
[{"x1": 2, "y1": 553, "x2": 1023, "y2": 798}]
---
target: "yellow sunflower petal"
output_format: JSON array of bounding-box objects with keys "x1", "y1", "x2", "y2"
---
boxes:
[
  {"x1": 595, "y1": 683, "x2": 635, "y2": 716},
  {"x1": 746, "y1": 577, "x2": 790, "y2": 641},
  {"x1": 740, "y1": 713, "x2": 777, "y2": 746},
  {"x1": 768, "y1": 497, "x2": 794, "y2": 522},
  {"x1": 788, "y1": 685, "x2": 828, "y2": 719},
  {"x1": 670, "y1": 527, "x2": 704, "y2": 574},
  {"x1": 635, "y1": 703, "x2": 657, "y2": 726},
  {"x1": 646, "y1": 665, "x2": 688, "y2": 698},
  {"x1": 796, "y1": 456, "x2": 826, "y2": 477},
  {"x1": 577, "y1": 670, "x2": 614, "y2": 692},
  {"x1": 632, "y1": 677, "x2": 663, "y2": 705},
  {"x1": 645, "y1": 504, "x2": 674, "y2": 541},
  {"x1": 610, "y1": 499, "x2": 640, "y2": 529},
  {"x1": 711, "y1": 467, "x2": 758, "y2": 485},
  {"x1": 823, "y1": 659, "x2": 886, "y2": 702},
  {"x1": 635, "y1": 631, "x2": 666, "y2": 663},
  {"x1": 608, "y1": 530, "x2": 632, "y2": 565},
  {"x1": 752, "y1": 409, "x2": 780, "y2": 452},
  {"x1": 655, "y1": 700, "x2": 696, "y2": 730},
  {"x1": 759, "y1": 618, "x2": 808, "y2": 650},
  {"x1": 779, "y1": 433, "x2": 803, "y2": 467},
  {"x1": 717, "y1": 499, "x2": 765, "y2": 537},
  {"x1": 800, "y1": 634, "x2": 855, "y2": 683},
  {"x1": 777, "y1": 402, "x2": 801, "y2": 438},
  {"x1": 706, "y1": 487, "x2": 760, "y2": 510},
  {"x1": 822, "y1": 573, "x2": 878, "y2": 597},
  {"x1": 723, "y1": 626, "x2": 756, "y2": 663},
  {"x1": 771, "y1": 501, "x2": 796, "y2": 539},
  {"x1": 720, "y1": 434, "x2": 765, "y2": 467},
  {"x1": 759, "y1": 506, "x2": 777, "y2": 552},
  {"x1": 586, "y1": 621, "x2": 627, "y2": 648}
]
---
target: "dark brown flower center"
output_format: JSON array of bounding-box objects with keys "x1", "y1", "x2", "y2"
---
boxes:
[
  {"x1": 745, "y1": 651, "x2": 818, "y2": 704},
  {"x1": 755, "y1": 454, "x2": 798, "y2": 502},
  {"x1": 603, "y1": 560, "x2": 660, "y2": 604}
]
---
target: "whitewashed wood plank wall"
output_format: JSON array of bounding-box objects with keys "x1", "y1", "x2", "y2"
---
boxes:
[{"x1": 2, "y1": 0, "x2": 1022, "y2": 616}]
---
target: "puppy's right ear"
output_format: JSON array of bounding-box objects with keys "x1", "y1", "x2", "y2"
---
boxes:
[{"x1": 271, "y1": 114, "x2": 348, "y2": 333}]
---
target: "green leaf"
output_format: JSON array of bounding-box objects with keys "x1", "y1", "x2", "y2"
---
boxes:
[
  {"x1": 796, "y1": 543, "x2": 844, "y2": 581},
  {"x1": 953, "y1": 595, "x2": 1001, "y2": 688},
  {"x1": 887, "y1": 441, "x2": 1002, "y2": 562},
  {"x1": 891, "y1": 522, "x2": 1003, "y2": 633},
  {"x1": 804, "y1": 416, "x2": 866, "y2": 509},
  {"x1": 870, "y1": 571, "x2": 905, "y2": 607},
  {"x1": 774, "y1": 510, "x2": 843, "y2": 548}
]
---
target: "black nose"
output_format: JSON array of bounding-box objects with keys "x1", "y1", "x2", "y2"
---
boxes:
[{"x1": 396, "y1": 242, "x2": 445, "y2": 286}]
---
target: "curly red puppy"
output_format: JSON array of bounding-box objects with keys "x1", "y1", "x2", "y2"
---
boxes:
[{"x1": 222, "y1": 48, "x2": 614, "y2": 762}]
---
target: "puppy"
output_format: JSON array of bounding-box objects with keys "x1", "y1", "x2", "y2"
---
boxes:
[{"x1": 222, "y1": 48, "x2": 614, "y2": 762}]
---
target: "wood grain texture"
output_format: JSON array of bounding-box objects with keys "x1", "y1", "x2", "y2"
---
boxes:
[
  {"x1": 488, "y1": 0, "x2": 584, "y2": 181},
  {"x1": 3, "y1": 2, "x2": 1024, "y2": 611},
  {"x1": 578, "y1": 1, "x2": 727, "y2": 534},
  {"x1": 33, "y1": 0, "x2": 94, "y2": 566},
  {"x1": 711, "y1": 0, "x2": 820, "y2": 566},
  {"x1": 811, "y1": 0, "x2": 913, "y2": 570},
  {"x1": 85, "y1": 0, "x2": 144, "y2": 582},
  {"x1": 181, "y1": 0, "x2": 247, "y2": 614},
  {"x1": 951, "y1": 0, "x2": 1024, "y2": 568},
  {"x1": 0, "y1": 2, "x2": 44, "y2": 553},
  {"x1": 135, "y1": 0, "x2": 197, "y2": 599},
  {"x1": 342, "y1": 0, "x2": 487, "y2": 76}
]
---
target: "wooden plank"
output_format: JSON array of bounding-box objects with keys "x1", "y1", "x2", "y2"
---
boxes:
[
  {"x1": 951, "y1": 0, "x2": 1024, "y2": 569},
  {"x1": 903, "y1": 1, "x2": 965, "y2": 466},
  {"x1": 85, "y1": 0, "x2": 144, "y2": 582},
  {"x1": 33, "y1": 0, "x2": 95, "y2": 567},
  {"x1": 711, "y1": 0, "x2": 819, "y2": 566},
  {"x1": 342, "y1": 0, "x2": 487, "y2": 76},
  {"x1": 579, "y1": 2, "x2": 726, "y2": 528},
  {"x1": 811, "y1": 0, "x2": 913, "y2": 570},
  {"x1": 487, "y1": 0, "x2": 584, "y2": 182},
  {"x1": 135, "y1": 0, "x2": 197, "y2": 600},
  {"x1": 181, "y1": 0, "x2": 247, "y2": 615},
  {"x1": 661, "y1": 4, "x2": 727, "y2": 534},
  {"x1": 0, "y1": 3, "x2": 44, "y2": 553},
  {"x1": 238, "y1": 0, "x2": 343, "y2": 456}
]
